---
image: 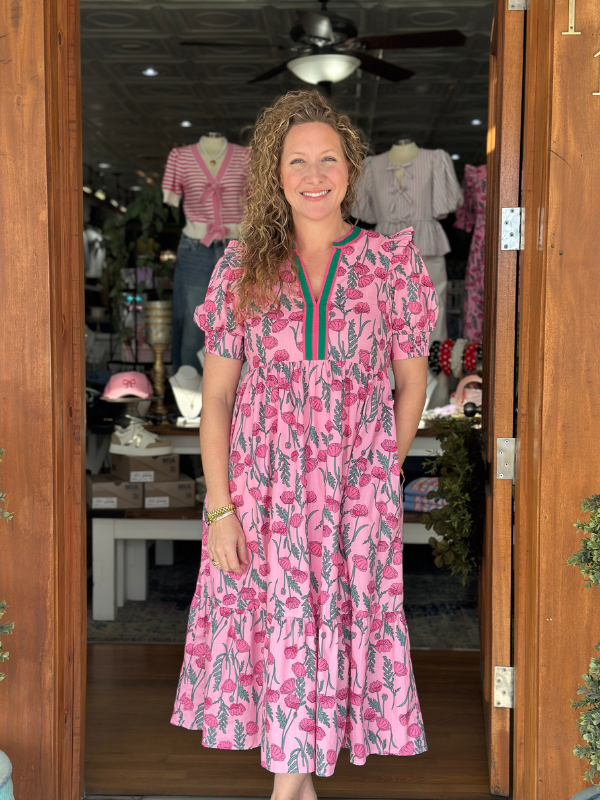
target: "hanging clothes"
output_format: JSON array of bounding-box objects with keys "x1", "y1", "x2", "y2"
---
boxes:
[
  {"x1": 454, "y1": 164, "x2": 487, "y2": 342},
  {"x1": 162, "y1": 142, "x2": 250, "y2": 244},
  {"x1": 351, "y1": 148, "x2": 463, "y2": 256},
  {"x1": 162, "y1": 142, "x2": 251, "y2": 369},
  {"x1": 352, "y1": 148, "x2": 462, "y2": 408}
]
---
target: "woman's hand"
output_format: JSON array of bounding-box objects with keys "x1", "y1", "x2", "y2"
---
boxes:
[{"x1": 207, "y1": 513, "x2": 250, "y2": 575}]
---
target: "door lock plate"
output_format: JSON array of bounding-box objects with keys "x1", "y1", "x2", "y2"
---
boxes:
[{"x1": 494, "y1": 666, "x2": 514, "y2": 708}]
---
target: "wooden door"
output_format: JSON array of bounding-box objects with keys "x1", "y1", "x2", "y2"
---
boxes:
[
  {"x1": 0, "y1": 0, "x2": 86, "y2": 798},
  {"x1": 480, "y1": 1, "x2": 525, "y2": 795}
]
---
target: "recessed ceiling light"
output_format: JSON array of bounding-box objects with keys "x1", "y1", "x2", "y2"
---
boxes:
[
  {"x1": 471, "y1": 118, "x2": 483, "y2": 126},
  {"x1": 180, "y1": 120, "x2": 192, "y2": 128},
  {"x1": 130, "y1": 185, "x2": 142, "y2": 192},
  {"x1": 451, "y1": 154, "x2": 460, "y2": 161},
  {"x1": 83, "y1": 185, "x2": 93, "y2": 194},
  {"x1": 98, "y1": 162, "x2": 111, "y2": 169},
  {"x1": 142, "y1": 67, "x2": 159, "y2": 77},
  {"x1": 94, "y1": 189, "x2": 106, "y2": 201}
]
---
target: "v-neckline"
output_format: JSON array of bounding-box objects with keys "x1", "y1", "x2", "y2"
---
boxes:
[
  {"x1": 191, "y1": 142, "x2": 232, "y2": 184},
  {"x1": 293, "y1": 225, "x2": 361, "y2": 360},
  {"x1": 294, "y1": 224, "x2": 360, "y2": 304}
]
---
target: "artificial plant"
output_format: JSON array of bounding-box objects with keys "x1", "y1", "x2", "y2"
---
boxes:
[
  {"x1": 568, "y1": 494, "x2": 600, "y2": 785},
  {"x1": 0, "y1": 447, "x2": 14, "y2": 681},
  {"x1": 420, "y1": 417, "x2": 486, "y2": 584},
  {"x1": 102, "y1": 182, "x2": 179, "y2": 344}
]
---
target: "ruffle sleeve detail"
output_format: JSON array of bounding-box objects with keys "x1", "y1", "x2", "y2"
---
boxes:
[
  {"x1": 387, "y1": 229, "x2": 439, "y2": 360},
  {"x1": 194, "y1": 242, "x2": 245, "y2": 361},
  {"x1": 432, "y1": 149, "x2": 464, "y2": 220}
]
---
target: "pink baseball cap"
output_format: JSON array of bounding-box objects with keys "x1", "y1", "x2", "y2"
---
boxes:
[{"x1": 102, "y1": 371, "x2": 154, "y2": 400}]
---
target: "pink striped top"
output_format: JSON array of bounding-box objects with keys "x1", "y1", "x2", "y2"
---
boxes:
[
  {"x1": 352, "y1": 148, "x2": 463, "y2": 256},
  {"x1": 162, "y1": 143, "x2": 251, "y2": 246}
]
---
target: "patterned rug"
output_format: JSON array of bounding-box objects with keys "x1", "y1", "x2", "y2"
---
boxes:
[{"x1": 87, "y1": 542, "x2": 479, "y2": 650}]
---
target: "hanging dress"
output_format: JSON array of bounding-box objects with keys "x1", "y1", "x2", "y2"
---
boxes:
[
  {"x1": 171, "y1": 225, "x2": 438, "y2": 777},
  {"x1": 454, "y1": 164, "x2": 487, "y2": 342}
]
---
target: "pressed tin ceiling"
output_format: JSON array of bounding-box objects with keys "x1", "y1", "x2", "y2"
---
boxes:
[{"x1": 80, "y1": 0, "x2": 494, "y2": 203}]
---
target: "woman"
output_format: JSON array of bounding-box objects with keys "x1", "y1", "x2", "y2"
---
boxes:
[{"x1": 171, "y1": 90, "x2": 438, "y2": 798}]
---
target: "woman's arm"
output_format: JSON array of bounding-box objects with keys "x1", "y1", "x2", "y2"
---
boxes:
[
  {"x1": 200, "y1": 352, "x2": 248, "y2": 574},
  {"x1": 391, "y1": 356, "x2": 428, "y2": 466}
]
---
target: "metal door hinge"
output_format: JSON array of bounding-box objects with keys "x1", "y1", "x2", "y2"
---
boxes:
[
  {"x1": 494, "y1": 666, "x2": 514, "y2": 708},
  {"x1": 508, "y1": 0, "x2": 528, "y2": 9},
  {"x1": 501, "y1": 207, "x2": 525, "y2": 250},
  {"x1": 496, "y1": 437, "x2": 516, "y2": 480}
]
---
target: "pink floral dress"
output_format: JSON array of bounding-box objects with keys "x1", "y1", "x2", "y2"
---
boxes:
[
  {"x1": 171, "y1": 226, "x2": 438, "y2": 777},
  {"x1": 454, "y1": 164, "x2": 487, "y2": 342}
]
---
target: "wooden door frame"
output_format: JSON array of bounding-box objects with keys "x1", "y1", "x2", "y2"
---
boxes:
[
  {"x1": 481, "y1": 1, "x2": 524, "y2": 793},
  {"x1": 0, "y1": 0, "x2": 86, "y2": 798},
  {"x1": 2, "y1": 0, "x2": 600, "y2": 799},
  {"x1": 513, "y1": 1, "x2": 600, "y2": 798}
]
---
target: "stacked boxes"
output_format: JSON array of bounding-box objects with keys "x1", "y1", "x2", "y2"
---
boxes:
[{"x1": 87, "y1": 453, "x2": 196, "y2": 509}]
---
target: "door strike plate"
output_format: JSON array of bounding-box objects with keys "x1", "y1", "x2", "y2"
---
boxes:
[
  {"x1": 496, "y1": 437, "x2": 516, "y2": 480},
  {"x1": 501, "y1": 207, "x2": 524, "y2": 250},
  {"x1": 494, "y1": 666, "x2": 514, "y2": 708},
  {"x1": 508, "y1": 0, "x2": 528, "y2": 9}
]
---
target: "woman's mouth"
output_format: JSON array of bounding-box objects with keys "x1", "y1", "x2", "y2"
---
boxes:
[{"x1": 300, "y1": 189, "x2": 331, "y2": 198}]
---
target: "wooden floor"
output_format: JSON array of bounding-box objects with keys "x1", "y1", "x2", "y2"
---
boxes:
[{"x1": 85, "y1": 644, "x2": 495, "y2": 799}]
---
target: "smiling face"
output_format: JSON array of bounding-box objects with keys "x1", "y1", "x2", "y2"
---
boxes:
[{"x1": 279, "y1": 121, "x2": 350, "y2": 227}]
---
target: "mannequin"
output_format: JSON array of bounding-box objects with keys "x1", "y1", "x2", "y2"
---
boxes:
[
  {"x1": 162, "y1": 129, "x2": 251, "y2": 371},
  {"x1": 387, "y1": 137, "x2": 420, "y2": 187},
  {"x1": 352, "y1": 137, "x2": 464, "y2": 408},
  {"x1": 169, "y1": 365, "x2": 203, "y2": 423},
  {"x1": 198, "y1": 132, "x2": 227, "y2": 177}
]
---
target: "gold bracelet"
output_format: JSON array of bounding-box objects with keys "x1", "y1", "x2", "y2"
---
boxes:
[{"x1": 207, "y1": 503, "x2": 235, "y2": 525}]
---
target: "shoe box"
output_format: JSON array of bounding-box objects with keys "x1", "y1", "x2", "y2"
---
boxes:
[
  {"x1": 143, "y1": 475, "x2": 195, "y2": 509},
  {"x1": 86, "y1": 474, "x2": 143, "y2": 510},
  {"x1": 110, "y1": 453, "x2": 180, "y2": 483}
]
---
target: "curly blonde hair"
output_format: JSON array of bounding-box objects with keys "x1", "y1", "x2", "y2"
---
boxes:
[{"x1": 235, "y1": 89, "x2": 366, "y2": 318}]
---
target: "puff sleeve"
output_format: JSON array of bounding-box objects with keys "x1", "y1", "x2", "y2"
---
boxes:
[
  {"x1": 432, "y1": 149, "x2": 463, "y2": 220},
  {"x1": 162, "y1": 147, "x2": 184, "y2": 207},
  {"x1": 351, "y1": 156, "x2": 378, "y2": 224},
  {"x1": 387, "y1": 229, "x2": 439, "y2": 360},
  {"x1": 193, "y1": 243, "x2": 245, "y2": 361}
]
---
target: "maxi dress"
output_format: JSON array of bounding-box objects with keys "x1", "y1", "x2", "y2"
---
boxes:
[{"x1": 171, "y1": 225, "x2": 439, "y2": 777}]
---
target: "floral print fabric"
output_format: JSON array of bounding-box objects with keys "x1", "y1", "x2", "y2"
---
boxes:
[
  {"x1": 171, "y1": 226, "x2": 439, "y2": 776},
  {"x1": 454, "y1": 164, "x2": 487, "y2": 342}
]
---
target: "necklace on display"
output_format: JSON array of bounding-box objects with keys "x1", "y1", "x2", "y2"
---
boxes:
[
  {"x1": 199, "y1": 138, "x2": 227, "y2": 167},
  {"x1": 171, "y1": 376, "x2": 202, "y2": 418}
]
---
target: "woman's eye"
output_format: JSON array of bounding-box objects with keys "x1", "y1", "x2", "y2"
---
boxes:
[
  {"x1": 323, "y1": 156, "x2": 336, "y2": 162},
  {"x1": 290, "y1": 158, "x2": 304, "y2": 165}
]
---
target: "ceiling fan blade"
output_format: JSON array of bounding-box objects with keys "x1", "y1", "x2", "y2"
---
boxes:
[
  {"x1": 354, "y1": 30, "x2": 466, "y2": 50},
  {"x1": 297, "y1": 11, "x2": 335, "y2": 42},
  {"x1": 353, "y1": 51, "x2": 414, "y2": 82},
  {"x1": 180, "y1": 40, "x2": 286, "y2": 50},
  {"x1": 248, "y1": 61, "x2": 291, "y2": 84}
]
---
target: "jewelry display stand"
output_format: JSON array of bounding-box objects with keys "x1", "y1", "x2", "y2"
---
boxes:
[{"x1": 169, "y1": 365, "x2": 203, "y2": 426}]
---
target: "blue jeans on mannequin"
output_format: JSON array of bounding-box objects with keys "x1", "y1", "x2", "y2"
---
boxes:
[{"x1": 172, "y1": 234, "x2": 225, "y2": 372}]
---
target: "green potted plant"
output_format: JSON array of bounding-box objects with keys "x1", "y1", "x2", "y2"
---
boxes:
[
  {"x1": 0, "y1": 447, "x2": 15, "y2": 800},
  {"x1": 568, "y1": 495, "x2": 600, "y2": 792},
  {"x1": 419, "y1": 417, "x2": 486, "y2": 584}
]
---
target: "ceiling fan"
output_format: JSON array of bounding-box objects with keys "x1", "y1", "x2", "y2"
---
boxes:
[{"x1": 180, "y1": 0, "x2": 466, "y2": 85}]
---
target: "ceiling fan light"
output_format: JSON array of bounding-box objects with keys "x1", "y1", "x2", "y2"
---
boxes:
[{"x1": 287, "y1": 54, "x2": 360, "y2": 85}]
